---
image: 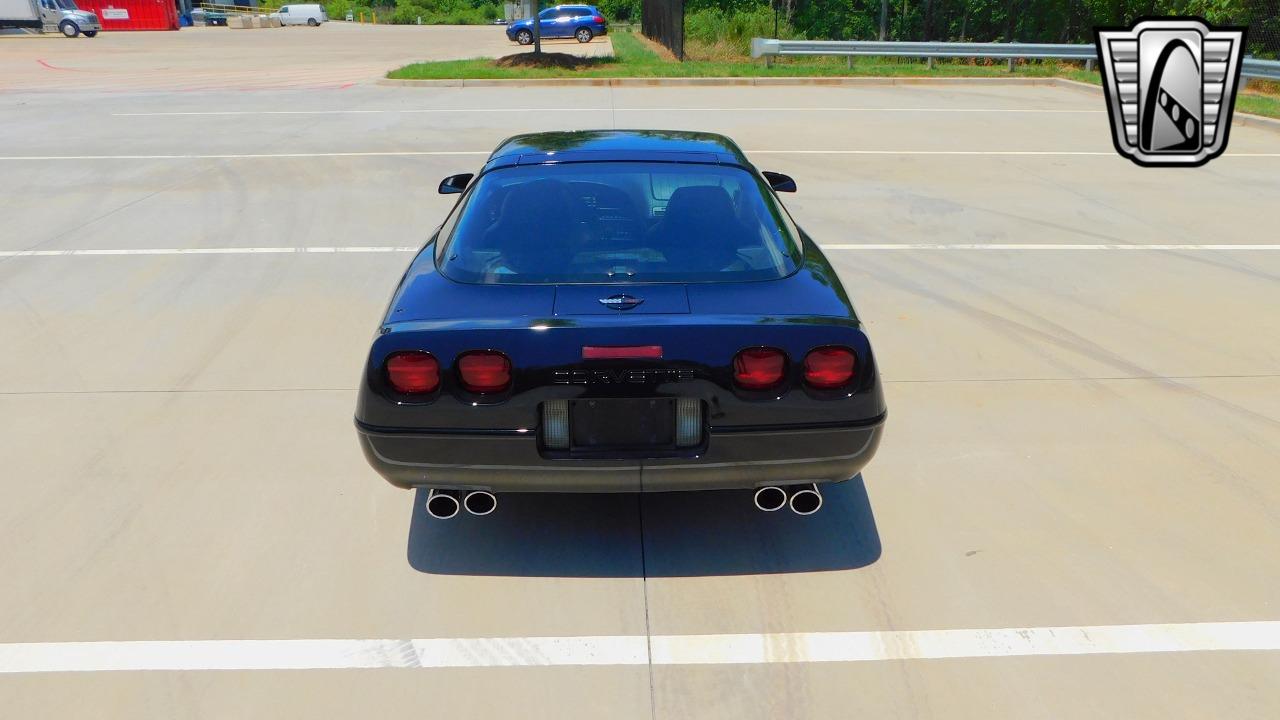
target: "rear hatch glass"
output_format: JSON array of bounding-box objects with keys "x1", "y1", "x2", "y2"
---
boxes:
[{"x1": 437, "y1": 162, "x2": 802, "y2": 284}]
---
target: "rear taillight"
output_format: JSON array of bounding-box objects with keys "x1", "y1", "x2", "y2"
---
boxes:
[
  {"x1": 803, "y1": 346, "x2": 856, "y2": 389},
  {"x1": 593, "y1": 14, "x2": 604, "y2": 22},
  {"x1": 458, "y1": 351, "x2": 512, "y2": 393},
  {"x1": 386, "y1": 351, "x2": 439, "y2": 394},
  {"x1": 733, "y1": 347, "x2": 787, "y2": 390}
]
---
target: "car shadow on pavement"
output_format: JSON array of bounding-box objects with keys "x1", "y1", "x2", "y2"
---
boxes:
[{"x1": 406, "y1": 475, "x2": 881, "y2": 578}]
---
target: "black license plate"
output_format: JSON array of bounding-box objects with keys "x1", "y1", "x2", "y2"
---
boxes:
[{"x1": 571, "y1": 398, "x2": 675, "y2": 449}]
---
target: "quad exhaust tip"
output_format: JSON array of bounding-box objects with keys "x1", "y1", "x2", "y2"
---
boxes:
[
  {"x1": 753, "y1": 485, "x2": 788, "y2": 512},
  {"x1": 463, "y1": 490, "x2": 497, "y2": 516},
  {"x1": 788, "y1": 483, "x2": 823, "y2": 516},
  {"x1": 754, "y1": 483, "x2": 823, "y2": 515},
  {"x1": 426, "y1": 489, "x2": 497, "y2": 518},
  {"x1": 425, "y1": 489, "x2": 460, "y2": 519}
]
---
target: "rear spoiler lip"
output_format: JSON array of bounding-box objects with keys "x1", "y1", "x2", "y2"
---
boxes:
[
  {"x1": 379, "y1": 314, "x2": 864, "y2": 333},
  {"x1": 483, "y1": 150, "x2": 740, "y2": 172}
]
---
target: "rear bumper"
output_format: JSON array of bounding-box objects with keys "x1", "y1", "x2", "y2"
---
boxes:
[{"x1": 356, "y1": 416, "x2": 885, "y2": 492}]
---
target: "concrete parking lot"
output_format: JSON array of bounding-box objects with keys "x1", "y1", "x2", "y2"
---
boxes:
[
  {"x1": 0, "y1": 23, "x2": 612, "y2": 92},
  {"x1": 2, "y1": 25, "x2": 1280, "y2": 720}
]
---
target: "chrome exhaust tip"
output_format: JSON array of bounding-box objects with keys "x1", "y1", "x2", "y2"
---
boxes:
[
  {"x1": 425, "y1": 489, "x2": 460, "y2": 519},
  {"x1": 463, "y1": 490, "x2": 497, "y2": 516},
  {"x1": 788, "y1": 483, "x2": 823, "y2": 516},
  {"x1": 753, "y1": 485, "x2": 788, "y2": 512}
]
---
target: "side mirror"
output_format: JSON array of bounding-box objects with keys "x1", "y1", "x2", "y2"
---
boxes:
[
  {"x1": 438, "y1": 173, "x2": 474, "y2": 195},
  {"x1": 762, "y1": 171, "x2": 796, "y2": 193}
]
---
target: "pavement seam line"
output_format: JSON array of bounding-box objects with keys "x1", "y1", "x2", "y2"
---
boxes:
[
  {"x1": 108, "y1": 107, "x2": 1109, "y2": 117},
  {"x1": 7, "y1": 244, "x2": 1280, "y2": 258},
  {"x1": 636, "y1": 492, "x2": 659, "y2": 720},
  {"x1": 3, "y1": 151, "x2": 1279, "y2": 160}
]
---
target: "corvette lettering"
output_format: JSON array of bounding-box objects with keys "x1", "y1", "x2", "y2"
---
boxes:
[{"x1": 552, "y1": 368, "x2": 696, "y2": 385}]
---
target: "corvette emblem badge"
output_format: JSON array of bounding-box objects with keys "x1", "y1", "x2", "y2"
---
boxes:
[{"x1": 599, "y1": 294, "x2": 644, "y2": 310}]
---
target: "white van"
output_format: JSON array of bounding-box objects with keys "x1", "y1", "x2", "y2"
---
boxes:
[{"x1": 271, "y1": 3, "x2": 326, "y2": 26}]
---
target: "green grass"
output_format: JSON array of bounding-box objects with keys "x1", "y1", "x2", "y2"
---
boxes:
[
  {"x1": 388, "y1": 30, "x2": 1280, "y2": 119},
  {"x1": 391, "y1": 30, "x2": 1072, "y2": 80},
  {"x1": 1232, "y1": 92, "x2": 1280, "y2": 119},
  {"x1": 1056, "y1": 68, "x2": 1280, "y2": 119}
]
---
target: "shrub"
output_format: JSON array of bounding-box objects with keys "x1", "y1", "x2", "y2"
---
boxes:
[
  {"x1": 684, "y1": 6, "x2": 790, "y2": 55},
  {"x1": 596, "y1": 0, "x2": 640, "y2": 23},
  {"x1": 330, "y1": 0, "x2": 499, "y2": 24}
]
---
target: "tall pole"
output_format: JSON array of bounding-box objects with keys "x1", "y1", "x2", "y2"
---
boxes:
[{"x1": 879, "y1": 0, "x2": 887, "y2": 40}]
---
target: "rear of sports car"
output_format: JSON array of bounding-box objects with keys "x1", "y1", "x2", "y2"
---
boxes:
[{"x1": 355, "y1": 140, "x2": 886, "y2": 515}]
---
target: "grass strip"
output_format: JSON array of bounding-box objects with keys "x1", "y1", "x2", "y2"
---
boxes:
[{"x1": 387, "y1": 31, "x2": 1280, "y2": 119}]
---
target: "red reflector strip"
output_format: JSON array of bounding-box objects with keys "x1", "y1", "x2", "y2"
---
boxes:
[
  {"x1": 581, "y1": 343, "x2": 660, "y2": 356},
  {"x1": 582, "y1": 345, "x2": 663, "y2": 359}
]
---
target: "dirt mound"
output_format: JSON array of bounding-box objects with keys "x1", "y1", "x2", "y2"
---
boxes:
[{"x1": 494, "y1": 52, "x2": 604, "y2": 70}]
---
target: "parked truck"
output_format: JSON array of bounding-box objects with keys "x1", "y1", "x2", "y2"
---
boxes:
[{"x1": 0, "y1": 0, "x2": 101, "y2": 37}]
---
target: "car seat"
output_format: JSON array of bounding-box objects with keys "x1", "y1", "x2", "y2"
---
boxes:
[
  {"x1": 649, "y1": 186, "x2": 751, "y2": 273},
  {"x1": 482, "y1": 179, "x2": 585, "y2": 278}
]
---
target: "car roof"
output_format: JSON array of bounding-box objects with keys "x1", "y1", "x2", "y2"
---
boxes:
[{"x1": 484, "y1": 130, "x2": 751, "y2": 170}]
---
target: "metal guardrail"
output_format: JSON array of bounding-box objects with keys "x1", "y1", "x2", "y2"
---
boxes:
[
  {"x1": 750, "y1": 38, "x2": 1280, "y2": 80},
  {"x1": 751, "y1": 39, "x2": 1095, "y2": 61},
  {"x1": 197, "y1": 2, "x2": 281, "y2": 16},
  {"x1": 1243, "y1": 57, "x2": 1280, "y2": 81}
]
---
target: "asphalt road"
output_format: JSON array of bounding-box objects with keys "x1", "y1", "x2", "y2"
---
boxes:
[{"x1": 2, "y1": 28, "x2": 1280, "y2": 720}]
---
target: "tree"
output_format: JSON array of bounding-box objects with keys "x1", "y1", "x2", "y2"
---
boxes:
[{"x1": 532, "y1": 0, "x2": 542, "y2": 54}]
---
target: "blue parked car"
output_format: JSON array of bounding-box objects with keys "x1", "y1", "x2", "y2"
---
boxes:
[{"x1": 506, "y1": 4, "x2": 607, "y2": 45}]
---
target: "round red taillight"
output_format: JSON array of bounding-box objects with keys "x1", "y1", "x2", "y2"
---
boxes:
[
  {"x1": 593, "y1": 14, "x2": 604, "y2": 22},
  {"x1": 803, "y1": 346, "x2": 856, "y2": 389},
  {"x1": 458, "y1": 351, "x2": 512, "y2": 393},
  {"x1": 386, "y1": 351, "x2": 439, "y2": 394},
  {"x1": 733, "y1": 347, "x2": 787, "y2": 390}
]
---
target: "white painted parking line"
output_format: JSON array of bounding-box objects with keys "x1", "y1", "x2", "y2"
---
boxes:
[
  {"x1": 5, "y1": 244, "x2": 1280, "y2": 258},
  {"x1": 3, "y1": 150, "x2": 1276, "y2": 161},
  {"x1": 0, "y1": 636, "x2": 650, "y2": 673},
  {"x1": 111, "y1": 107, "x2": 1106, "y2": 117},
  {"x1": 824, "y1": 243, "x2": 1280, "y2": 250},
  {"x1": 652, "y1": 621, "x2": 1280, "y2": 665},
  {"x1": 2, "y1": 621, "x2": 1277, "y2": 673},
  {"x1": 0, "y1": 152, "x2": 490, "y2": 161},
  {"x1": 749, "y1": 149, "x2": 1280, "y2": 157},
  {"x1": 0, "y1": 247, "x2": 420, "y2": 257}
]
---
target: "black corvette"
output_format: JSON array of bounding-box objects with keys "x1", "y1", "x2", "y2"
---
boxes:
[{"x1": 355, "y1": 130, "x2": 886, "y2": 518}]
